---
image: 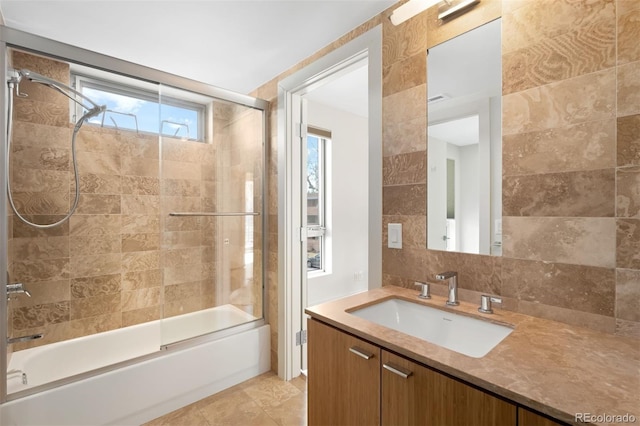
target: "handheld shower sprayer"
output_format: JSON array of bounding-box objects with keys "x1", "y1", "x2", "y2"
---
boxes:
[{"x1": 5, "y1": 68, "x2": 107, "y2": 229}]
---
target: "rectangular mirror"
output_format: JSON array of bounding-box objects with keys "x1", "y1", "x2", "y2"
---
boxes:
[{"x1": 427, "y1": 18, "x2": 502, "y2": 256}]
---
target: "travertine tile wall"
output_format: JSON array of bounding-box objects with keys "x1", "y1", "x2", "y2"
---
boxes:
[
  {"x1": 252, "y1": 0, "x2": 639, "y2": 370},
  {"x1": 7, "y1": 51, "x2": 264, "y2": 350}
]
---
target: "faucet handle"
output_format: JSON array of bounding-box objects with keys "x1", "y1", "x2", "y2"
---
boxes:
[
  {"x1": 478, "y1": 295, "x2": 502, "y2": 314},
  {"x1": 7, "y1": 282, "x2": 31, "y2": 298},
  {"x1": 414, "y1": 282, "x2": 431, "y2": 299}
]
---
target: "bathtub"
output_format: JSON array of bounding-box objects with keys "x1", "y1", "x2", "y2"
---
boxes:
[{"x1": 1, "y1": 304, "x2": 270, "y2": 425}]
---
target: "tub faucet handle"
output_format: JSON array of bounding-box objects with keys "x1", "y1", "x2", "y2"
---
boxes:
[{"x1": 415, "y1": 282, "x2": 431, "y2": 299}]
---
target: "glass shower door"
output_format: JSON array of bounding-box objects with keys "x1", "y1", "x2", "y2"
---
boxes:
[{"x1": 159, "y1": 87, "x2": 265, "y2": 346}]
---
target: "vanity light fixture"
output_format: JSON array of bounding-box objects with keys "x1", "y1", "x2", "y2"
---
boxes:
[
  {"x1": 438, "y1": 0, "x2": 480, "y2": 20},
  {"x1": 389, "y1": 0, "x2": 480, "y2": 25},
  {"x1": 389, "y1": 0, "x2": 442, "y2": 25}
]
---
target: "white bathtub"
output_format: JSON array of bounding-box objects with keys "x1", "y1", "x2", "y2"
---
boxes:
[{"x1": 1, "y1": 304, "x2": 270, "y2": 425}]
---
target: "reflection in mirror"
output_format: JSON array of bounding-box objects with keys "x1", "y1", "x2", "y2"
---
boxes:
[{"x1": 427, "y1": 18, "x2": 502, "y2": 256}]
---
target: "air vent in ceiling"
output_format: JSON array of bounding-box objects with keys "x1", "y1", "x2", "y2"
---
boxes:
[{"x1": 428, "y1": 93, "x2": 449, "y2": 104}]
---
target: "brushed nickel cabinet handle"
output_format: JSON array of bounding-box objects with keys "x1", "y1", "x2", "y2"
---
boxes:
[
  {"x1": 349, "y1": 346, "x2": 374, "y2": 360},
  {"x1": 383, "y1": 363, "x2": 413, "y2": 379}
]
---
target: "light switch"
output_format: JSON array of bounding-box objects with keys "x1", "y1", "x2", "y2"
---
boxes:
[{"x1": 388, "y1": 223, "x2": 402, "y2": 249}]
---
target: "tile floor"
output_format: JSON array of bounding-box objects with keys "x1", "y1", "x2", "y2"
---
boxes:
[{"x1": 144, "y1": 372, "x2": 307, "y2": 426}]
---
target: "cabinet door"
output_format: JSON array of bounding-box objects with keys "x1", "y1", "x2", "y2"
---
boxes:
[
  {"x1": 518, "y1": 407, "x2": 566, "y2": 426},
  {"x1": 382, "y1": 350, "x2": 516, "y2": 426},
  {"x1": 308, "y1": 319, "x2": 381, "y2": 426}
]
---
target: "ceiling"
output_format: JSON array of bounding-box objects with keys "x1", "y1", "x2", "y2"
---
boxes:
[{"x1": 0, "y1": 0, "x2": 396, "y2": 95}]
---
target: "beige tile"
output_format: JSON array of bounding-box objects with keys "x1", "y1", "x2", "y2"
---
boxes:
[
  {"x1": 162, "y1": 196, "x2": 201, "y2": 214},
  {"x1": 11, "y1": 145, "x2": 69, "y2": 171},
  {"x1": 503, "y1": 169, "x2": 615, "y2": 217},
  {"x1": 9, "y1": 191, "x2": 70, "y2": 215},
  {"x1": 617, "y1": 166, "x2": 640, "y2": 218},
  {"x1": 144, "y1": 404, "x2": 210, "y2": 426},
  {"x1": 383, "y1": 84, "x2": 426, "y2": 130},
  {"x1": 121, "y1": 195, "x2": 160, "y2": 215},
  {"x1": 11, "y1": 121, "x2": 71, "y2": 150},
  {"x1": 617, "y1": 218, "x2": 640, "y2": 269},
  {"x1": 77, "y1": 173, "x2": 122, "y2": 194},
  {"x1": 162, "y1": 139, "x2": 206, "y2": 163},
  {"x1": 615, "y1": 318, "x2": 640, "y2": 338},
  {"x1": 14, "y1": 98, "x2": 69, "y2": 127},
  {"x1": 76, "y1": 194, "x2": 121, "y2": 215},
  {"x1": 383, "y1": 151, "x2": 427, "y2": 186},
  {"x1": 617, "y1": 114, "x2": 640, "y2": 167},
  {"x1": 502, "y1": 258, "x2": 615, "y2": 316},
  {"x1": 12, "y1": 236, "x2": 69, "y2": 260},
  {"x1": 242, "y1": 373, "x2": 303, "y2": 409},
  {"x1": 162, "y1": 179, "x2": 201, "y2": 196},
  {"x1": 517, "y1": 299, "x2": 616, "y2": 334},
  {"x1": 502, "y1": 17, "x2": 615, "y2": 95},
  {"x1": 382, "y1": 247, "x2": 427, "y2": 282},
  {"x1": 121, "y1": 214, "x2": 161, "y2": 234},
  {"x1": 69, "y1": 234, "x2": 121, "y2": 257},
  {"x1": 164, "y1": 265, "x2": 202, "y2": 286},
  {"x1": 122, "y1": 269, "x2": 162, "y2": 291},
  {"x1": 76, "y1": 127, "x2": 126, "y2": 154},
  {"x1": 11, "y1": 168, "x2": 68, "y2": 193},
  {"x1": 121, "y1": 251, "x2": 161, "y2": 273},
  {"x1": 121, "y1": 287, "x2": 161, "y2": 311},
  {"x1": 503, "y1": 217, "x2": 616, "y2": 268},
  {"x1": 70, "y1": 293, "x2": 121, "y2": 320},
  {"x1": 503, "y1": 119, "x2": 616, "y2": 175},
  {"x1": 383, "y1": 52, "x2": 426, "y2": 97},
  {"x1": 121, "y1": 155, "x2": 159, "y2": 177},
  {"x1": 163, "y1": 230, "x2": 203, "y2": 249},
  {"x1": 503, "y1": 68, "x2": 616, "y2": 135},
  {"x1": 617, "y1": 60, "x2": 640, "y2": 117},
  {"x1": 163, "y1": 160, "x2": 201, "y2": 180},
  {"x1": 163, "y1": 296, "x2": 203, "y2": 317},
  {"x1": 13, "y1": 301, "x2": 69, "y2": 331},
  {"x1": 70, "y1": 274, "x2": 121, "y2": 299},
  {"x1": 121, "y1": 233, "x2": 161, "y2": 253},
  {"x1": 502, "y1": 0, "x2": 615, "y2": 54},
  {"x1": 618, "y1": 1, "x2": 640, "y2": 65},
  {"x1": 121, "y1": 176, "x2": 160, "y2": 195},
  {"x1": 70, "y1": 214, "x2": 121, "y2": 236},
  {"x1": 382, "y1": 184, "x2": 426, "y2": 216},
  {"x1": 13, "y1": 214, "x2": 69, "y2": 238},
  {"x1": 12, "y1": 258, "x2": 70, "y2": 283},
  {"x1": 70, "y1": 253, "x2": 121, "y2": 278},
  {"x1": 616, "y1": 268, "x2": 640, "y2": 322},
  {"x1": 76, "y1": 150, "x2": 120, "y2": 175},
  {"x1": 199, "y1": 388, "x2": 277, "y2": 426},
  {"x1": 120, "y1": 136, "x2": 159, "y2": 160},
  {"x1": 165, "y1": 281, "x2": 201, "y2": 301},
  {"x1": 163, "y1": 247, "x2": 203, "y2": 267}
]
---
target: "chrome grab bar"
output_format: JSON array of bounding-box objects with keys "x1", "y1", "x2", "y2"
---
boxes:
[
  {"x1": 169, "y1": 212, "x2": 260, "y2": 217},
  {"x1": 7, "y1": 334, "x2": 43, "y2": 344}
]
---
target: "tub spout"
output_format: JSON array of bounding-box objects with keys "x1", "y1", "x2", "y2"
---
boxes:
[{"x1": 7, "y1": 333, "x2": 43, "y2": 344}]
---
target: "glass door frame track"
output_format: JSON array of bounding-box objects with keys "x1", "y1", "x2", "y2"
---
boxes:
[{"x1": 0, "y1": 25, "x2": 269, "y2": 403}]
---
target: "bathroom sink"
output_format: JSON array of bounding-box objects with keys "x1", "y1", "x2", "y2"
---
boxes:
[{"x1": 349, "y1": 298, "x2": 513, "y2": 358}]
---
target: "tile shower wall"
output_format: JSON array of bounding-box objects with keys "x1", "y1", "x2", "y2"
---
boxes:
[
  {"x1": 7, "y1": 51, "x2": 263, "y2": 350},
  {"x1": 253, "y1": 0, "x2": 639, "y2": 369}
]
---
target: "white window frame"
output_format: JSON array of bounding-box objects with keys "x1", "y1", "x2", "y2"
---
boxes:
[
  {"x1": 306, "y1": 127, "x2": 329, "y2": 275},
  {"x1": 72, "y1": 74, "x2": 206, "y2": 141}
]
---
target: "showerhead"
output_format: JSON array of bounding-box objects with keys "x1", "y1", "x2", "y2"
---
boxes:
[{"x1": 10, "y1": 68, "x2": 105, "y2": 117}]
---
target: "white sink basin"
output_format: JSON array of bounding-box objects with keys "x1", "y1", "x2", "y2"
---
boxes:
[{"x1": 350, "y1": 298, "x2": 513, "y2": 358}]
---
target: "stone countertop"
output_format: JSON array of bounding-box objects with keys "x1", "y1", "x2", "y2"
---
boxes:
[{"x1": 304, "y1": 286, "x2": 640, "y2": 426}]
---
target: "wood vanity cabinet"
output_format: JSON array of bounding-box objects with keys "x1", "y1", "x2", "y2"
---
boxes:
[
  {"x1": 518, "y1": 407, "x2": 566, "y2": 426},
  {"x1": 308, "y1": 318, "x2": 381, "y2": 425},
  {"x1": 381, "y1": 350, "x2": 516, "y2": 425},
  {"x1": 309, "y1": 318, "x2": 517, "y2": 426}
]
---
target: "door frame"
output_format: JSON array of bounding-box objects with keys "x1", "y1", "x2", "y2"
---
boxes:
[{"x1": 277, "y1": 26, "x2": 383, "y2": 380}]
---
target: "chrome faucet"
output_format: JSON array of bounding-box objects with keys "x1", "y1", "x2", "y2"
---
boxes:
[
  {"x1": 7, "y1": 334, "x2": 43, "y2": 345},
  {"x1": 7, "y1": 282, "x2": 31, "y2": 299},
  {"x1": 435, "y1": 271, "x2": 459, "y2": 306},
  {"x1": 7, "y1": 369, "x2": 28, "y2": 385}
]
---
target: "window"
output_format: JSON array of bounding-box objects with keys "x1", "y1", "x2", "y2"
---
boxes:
[
  {"x1": 73, "y1": 74, "x2": 205, "y2": 141},
  {"x1": 306, "y1": 127, "x2": 330, "y2": 273}
]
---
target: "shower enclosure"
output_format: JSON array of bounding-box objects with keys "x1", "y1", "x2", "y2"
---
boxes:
[{"x1": 0, "y1": 26, "x2": 268, "y2": 406}]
